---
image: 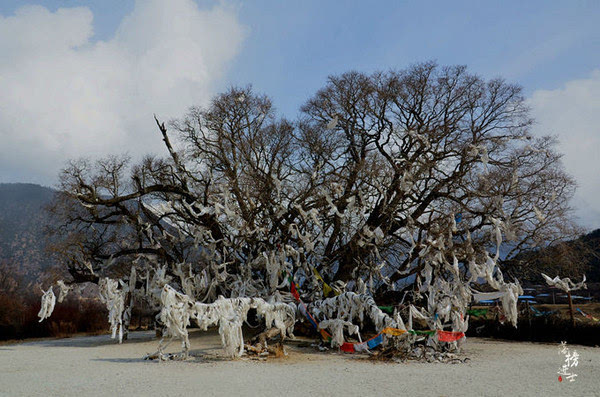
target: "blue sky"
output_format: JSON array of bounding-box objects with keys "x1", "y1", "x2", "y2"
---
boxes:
[
  {"x1": 228, "y1": 0, "x2": 600, "y2": 115},
  {"x1": 0, "y1": 0, "x2": 599, "y2": 226},
  {"x1": 3, "y1": 0, "x2": 597, "y2": 115}
]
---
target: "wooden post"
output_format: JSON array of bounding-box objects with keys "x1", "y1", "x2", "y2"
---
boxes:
[
  {"x1": 122, "y1": 291, "x2": 132, "y2": 341},
  {"x1": 567, "y1": 290, "x2": 575, "y2": 328},
  {"x1": 527, "y1": 300, "x2": 532, "y2": 340}
]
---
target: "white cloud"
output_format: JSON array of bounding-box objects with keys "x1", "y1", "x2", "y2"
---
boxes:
[
  {"x1": 529, "y1": 70, "x2": 600, "y2": 229},
  {"x1": 0, "y1": 1, "x2": 245, "y2": 184}
]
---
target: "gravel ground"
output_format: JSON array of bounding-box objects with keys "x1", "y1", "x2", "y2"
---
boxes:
[{"x1": 1, "y1": 330, "x2": 599, "y2": 396}]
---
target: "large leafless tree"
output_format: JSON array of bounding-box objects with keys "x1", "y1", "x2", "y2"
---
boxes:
[{"x1": 49, "y1": 62, "x2": 578, "y2": 333}]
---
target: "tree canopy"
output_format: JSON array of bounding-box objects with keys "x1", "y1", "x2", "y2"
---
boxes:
[{"x1": 50, "y1": 61, "x2": 578, "y2": 310}]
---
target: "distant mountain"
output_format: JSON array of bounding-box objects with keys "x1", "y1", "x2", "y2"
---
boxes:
[
  {"x1": 0, "y1": 183, "x2": 57, "y2": 280},
  {"x1": 501, "y1": 228, "x2": 600, "y2": 284},
  {"x1": 579, "y1": 229, "x2": 600, "y2": 282}
]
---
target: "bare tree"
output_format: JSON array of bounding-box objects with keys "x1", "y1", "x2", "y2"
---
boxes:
[{"x1": 46, "y1": 62, "x2": 579, "y2": 352}]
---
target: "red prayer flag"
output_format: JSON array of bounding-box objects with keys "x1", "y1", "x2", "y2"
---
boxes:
[
  {"x1": 340, "y1": 342, "x2": 355, "y2": 352},
  {"x1": 290, "y1": 282, "x2": 300, "y2": 301},
  {"x1": 437, "y1": 330, "x2": 465, "y2": 342}
]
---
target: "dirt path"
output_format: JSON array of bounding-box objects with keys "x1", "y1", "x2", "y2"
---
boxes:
[{"x1": 1, "y1": 330, "x2": 599, "y2": 396}]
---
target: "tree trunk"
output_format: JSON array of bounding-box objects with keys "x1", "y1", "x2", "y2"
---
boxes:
[
  {"x1": 251, "y1": 327, "x2": 282, "y2": 349},
  {"x1": 121, "y1": 291, "x2": 134, "y2": 341}
]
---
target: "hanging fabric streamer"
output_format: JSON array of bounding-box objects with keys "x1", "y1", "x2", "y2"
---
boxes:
[
  {"x1": 311, "y1": 267, "x2": 336, "y2": 297},
  {"x1": 382, "y1": 327, "x2": 406, "y2": 336},
  {"x1": 305, "y1": 307, "x2": 320, "y2": 329},
  {"x1": 530, "y1": 307, "x2": 556, "y2": 317},
  {"x1": 467, "y1": 309, "x2": 488, "y2": 317},
  {"x1": 408, "y1": 330, "x2": 436, "y2": 336},
  {"x1": 288, "y1": 277, "x2": 464, "y2": 353},
  {"x1": 472, "y1": 291, "x2": 506, "y2": 302},
  {"x1": 353, "y1": 342, "x2": 369, "y2": 352},
  {"x1": 378, "y1": 306, "x2": 394, "y2": 314},
  {"x1": 340, "y1": 342, "x2": 355, "y2": 352},
  {"x1": 437, "y1": 330, "x2": 465, "y2": 342},
  {"x1": 367, "y1": 334, "x2": 384, "y2": 349},
  {"x1": 320, "y1": 329, "x2": 332, "y2": 341},
  {"x1": 290, "y1": 279, "x2": 300, "y2": 301},
  {"x1": 576, "y1": 308, "x2": 600, "y2": 322}
]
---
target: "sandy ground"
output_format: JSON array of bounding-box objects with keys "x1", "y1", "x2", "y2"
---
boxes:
[{"x1": 1, "y1": 330, "x2": 599, "y2": 397}]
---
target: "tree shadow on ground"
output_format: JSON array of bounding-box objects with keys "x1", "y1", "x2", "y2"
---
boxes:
[{"x1": 17, "y1": 331, "x2": 157, "y2": 348}]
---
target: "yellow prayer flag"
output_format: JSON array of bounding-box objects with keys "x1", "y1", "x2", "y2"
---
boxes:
[{"x1": 382, "y1": 327, "x2": 406, "y2": 336}]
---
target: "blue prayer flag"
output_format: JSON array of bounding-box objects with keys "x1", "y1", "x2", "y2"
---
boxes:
[{"x1": 367, "y1": 334, "x2": 383, "y2": 349}]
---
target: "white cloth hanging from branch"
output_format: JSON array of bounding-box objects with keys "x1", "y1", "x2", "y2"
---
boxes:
[
  {"x1": 541, "y1": 273, "x2": 586, "y2": 292},
  {"x1": 38, "y1": 287, "x2": 56, "y2": 322}
]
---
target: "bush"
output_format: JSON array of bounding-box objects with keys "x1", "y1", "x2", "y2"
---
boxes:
[
  {"x1": 0, "y1": 290, "x2": 108, "y2": 341},
  {"x1": 467, "y1": 312, "x2": 600, "y2": 346}
]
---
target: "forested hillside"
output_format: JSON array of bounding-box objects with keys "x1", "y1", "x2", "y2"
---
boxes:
[
  {"x1": 0, "y1": 183, "x2": 57, "y2": 280},
  {"x1": 501, "y1": 228, "x2": 600, "y2": 284}
]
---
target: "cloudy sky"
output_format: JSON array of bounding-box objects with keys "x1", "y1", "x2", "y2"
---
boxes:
[{"x1": 0, "y1": 0, "x2": 599, "y2": 228}]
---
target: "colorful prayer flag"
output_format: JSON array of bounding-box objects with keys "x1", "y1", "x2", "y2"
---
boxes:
[
  {"x1": 291, "y1": 281, "x2": 300, "y2": 301},
  {"x1": 382, "y1": 327, "x2": 406, "y2": 336},
  {"x1": 467, "y1": 309, "x2": 488, "y2": 317},
  {"x1": 378, "y1": 306, "x2": 394, "y2": 314},
  {"x1": 320, "y1": 329, "x2": 332, "y2": 341},
  {"x1": 437, "y1": 330, "x2": 465, "y2": 342},
  {"x1": 340, "y1": 342, "x2": 355, "y2": 352},
  {"x1": 367, "y1": 334, "x2": 383, "y2": 349}
]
